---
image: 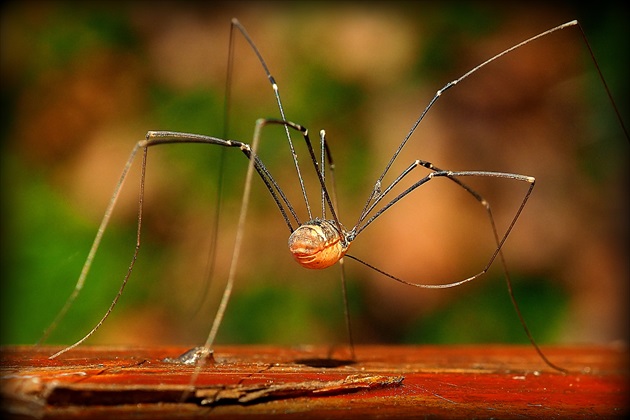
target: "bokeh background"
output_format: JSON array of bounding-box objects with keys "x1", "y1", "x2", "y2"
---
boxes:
[{"x1": 2, "y1": 1, "x2": 628, "y2": 353}]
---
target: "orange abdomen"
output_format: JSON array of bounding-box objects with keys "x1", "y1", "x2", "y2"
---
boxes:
[{"x1": 288, "y1": 219, "x2": 348, "y2": 270}]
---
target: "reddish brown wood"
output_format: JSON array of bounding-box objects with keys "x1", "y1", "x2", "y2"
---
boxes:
[{"x1": 1, "y1": 345, "x2": 627, "y2": 419}]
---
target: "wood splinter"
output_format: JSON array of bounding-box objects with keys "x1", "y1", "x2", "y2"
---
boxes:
[{"x1": 196, "y1": 374, "x2": 405, "y2": 405}]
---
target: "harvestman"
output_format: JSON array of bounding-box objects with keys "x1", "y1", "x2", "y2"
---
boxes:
[{"x1": 39, "y1": 19, "x2": 627, "y2": 374}]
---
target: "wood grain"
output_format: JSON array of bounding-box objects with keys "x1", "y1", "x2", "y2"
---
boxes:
[{"x1": 1, "y1": 344, "x2": 627, "y2": 419}]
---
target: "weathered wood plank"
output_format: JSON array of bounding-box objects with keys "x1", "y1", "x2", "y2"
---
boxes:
[{"x1": 1, "y1": 345, "x2": 627, "y2": 419}]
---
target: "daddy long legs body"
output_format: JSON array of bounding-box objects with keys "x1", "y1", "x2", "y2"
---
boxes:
[{"x1": 5, "y1": 4, "x2": 627, "y2": 373}]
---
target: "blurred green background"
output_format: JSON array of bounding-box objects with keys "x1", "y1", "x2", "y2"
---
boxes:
[{"x1": 1, "y1": 1, "x2": 628, "y2": 352}]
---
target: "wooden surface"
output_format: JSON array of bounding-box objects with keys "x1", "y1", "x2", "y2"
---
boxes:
[{"x1": 1, "y1": 344, "x2": 627, "y2": 419}]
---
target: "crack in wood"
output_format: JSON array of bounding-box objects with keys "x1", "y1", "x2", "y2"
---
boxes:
[{"x1": 196, "y1": 374, "x2": 405, "y2": 405}]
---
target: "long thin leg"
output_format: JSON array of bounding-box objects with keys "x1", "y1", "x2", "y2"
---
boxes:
[
  {"x1": 355, "y1": 19, "x2": 630, "y2": 227},
  {"x1": 371, "y1": 21, "x2": 580, "y2": 188},
  {"x1": 322, "y1": 130, "x2": 355, "y2": 360},
  {"x1": 184, "y1": 118, "x2": 268, "y2": 395},
  {"x1": 261, "y1": 119, "x2": 344, "y2": 235},
  {"x1": 37, "y1": 141, "x2": 144, "y2": 347},
  {"x1": 150, "y1": 130, "x2": 302, "y2": 230},
  {"x1": 318, "y1": 128, "x2": 354, "y2": 359},
  {"x1": 201, "y1": 121, "x2": 266, "y2": 350},
  {"x1": 231, "y1": 19, "x2": 313, "y2": 219},
  {"x1": 350, "y1": 166, "x2": 536, "y2": 288},
  {"x1": 43, "y1": 127, "x2": 302, "y2": 357},
  {"x1": 338, "y1": 258, "x2": 356, "y2": 361},
  {"x1": 48, "y1": 141, "x2": 149, "y2": 358},
  {"x1": 347, "y1": 165, "x2": 567, "y2": 373},
  {"x1": 188, "y1": 13, "x2": 239, "y2": 319},
  {"x1": 45, "y1": 133, "x2": 243, "y2": 356}
]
